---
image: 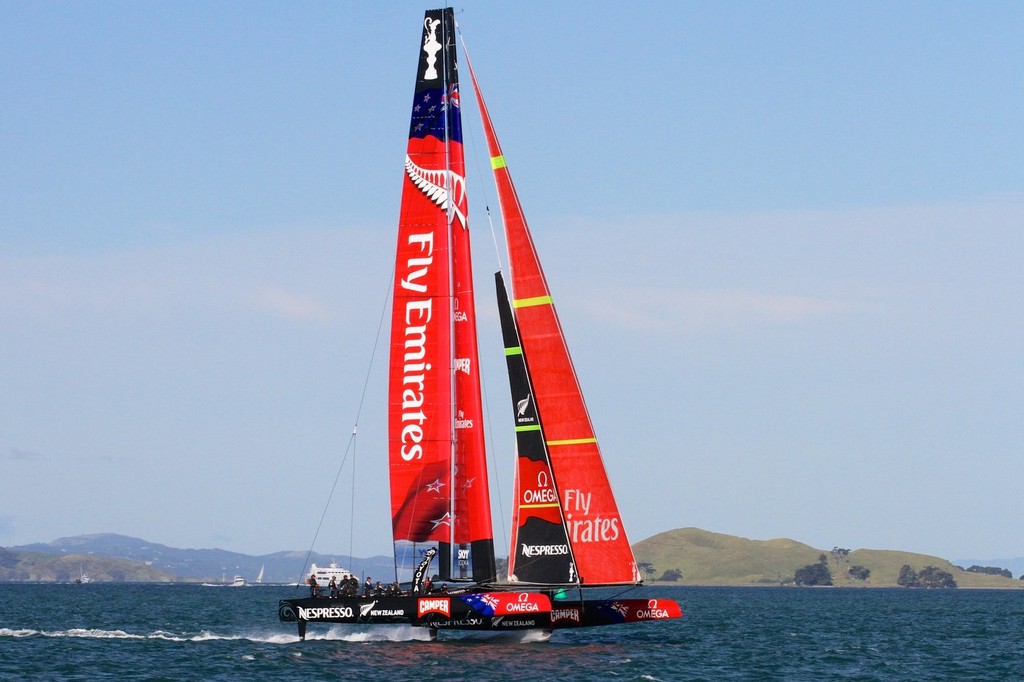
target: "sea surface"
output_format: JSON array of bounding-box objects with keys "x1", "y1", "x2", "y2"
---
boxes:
[{"x1": 2, "y1": 583, "x2": 1022, "y2": 680}]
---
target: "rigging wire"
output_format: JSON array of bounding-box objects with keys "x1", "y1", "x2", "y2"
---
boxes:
[
  {"x1": 456, "y1": 15, "x2": 510, "y2": 570},
  {"x1": 296, "y1": 261, "x2": 396, "y2": 588},
  {"x1": 457, "y1": 23, "x2": 507, "y2": 280}
]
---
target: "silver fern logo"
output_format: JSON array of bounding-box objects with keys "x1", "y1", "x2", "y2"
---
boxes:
[
  {"x1": 517, "y1": 395, "x2": 531, "y2": 417},
  {"x1": 405, "y1": 156, "x2": 467, "y2": 228}
]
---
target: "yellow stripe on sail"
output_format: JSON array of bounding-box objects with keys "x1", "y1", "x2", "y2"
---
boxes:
[
  {"x1": 515, "y1": 425, "x2": 541, "y2": 433},
  {"x1": 546, "y1": 437, "x2": 598, "y2": 447},
  {"x1": 520, "y1": 503, "x2": 560, "y2": 509},
  {"x1": 513, "y1": 295, "x2": 553, "y2": 309},
  {"x1": 491, "y1": 155, "x2": 506, "y2": 170},
  {"x1": 504, "y1": 346, "x2": 523, "y2": 356}
]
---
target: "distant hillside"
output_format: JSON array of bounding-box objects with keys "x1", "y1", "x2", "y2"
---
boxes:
[
  {"x1": 955, "y1": 556, "x2": 1024, "y2": 579},
  {"x1": 634, "y1": 528, "x2": 1024, "y2": 588},
  {"x1": 0, "y1": 546, "x2": 178, "y2": 582},
  {"x1": 7, "y1": 534, "x2": 393, "y2": 584},
  {"x1": 6, "y1": 529, "x2": 1020, "y2": 588}
]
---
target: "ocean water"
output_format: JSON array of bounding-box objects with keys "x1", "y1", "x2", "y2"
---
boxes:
[{"x1": 2, "y1": 584, "x2": 1023, "y2": 680}]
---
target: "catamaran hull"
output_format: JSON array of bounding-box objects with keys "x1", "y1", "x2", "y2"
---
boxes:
[{"x1": 279, "y1": 595, "x2": 681, "y2": 638}]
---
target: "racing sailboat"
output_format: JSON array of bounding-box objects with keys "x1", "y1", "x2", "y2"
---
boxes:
[{"x1": 279, "y1": 8, "x2": 680, "y2": 639}]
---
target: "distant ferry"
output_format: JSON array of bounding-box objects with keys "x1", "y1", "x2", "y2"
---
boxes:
[{"x1": 309, "y1": 562, "x2": 353, "y2": 586}]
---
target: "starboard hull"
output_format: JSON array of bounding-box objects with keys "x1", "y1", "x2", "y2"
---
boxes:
[{"x1": 279, "y1": 593, "x2": 681, "y2": 639}]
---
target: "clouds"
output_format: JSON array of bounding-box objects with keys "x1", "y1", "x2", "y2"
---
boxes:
[
  {"x1": 548, "y1": 198, "x2": 1024, "y2": 346},
  {"x1": 4, "y1": 193, "x2": 1019, "y2": 557},
  {"x1": 575, "y1": 286, "x2": 853, "y2": 336},
  {"x1": 0, "y1": 227, "x2": 380, "y2": 325},
  {"x1": 1, "y1": 193, "x2": 1021, "y2": 559},
  {"x1": 6, "y1": 448, "x2": 46, "y2": 462},
  {"x1": 241, "y1": 286, "x2": 334, "y2": 324}
]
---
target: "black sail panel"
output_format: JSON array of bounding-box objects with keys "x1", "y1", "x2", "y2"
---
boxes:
[{"x1": 496, "y1": 272, "x2": 577, "y2": 585}]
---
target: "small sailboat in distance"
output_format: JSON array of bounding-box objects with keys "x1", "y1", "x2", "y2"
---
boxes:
[{"x1": 279, "y1": 7, "x2": 681, "y2": 639}]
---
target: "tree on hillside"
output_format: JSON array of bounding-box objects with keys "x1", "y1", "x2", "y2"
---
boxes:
[
  {"x1": 638, "y1": 562, "x2": 655, "y2": 580},
  {"x1": 966, "y1": 565, "x2": 1012, "y2": 579},
  {"x1": 918, "y1": 566, "x2": 957, "y2": 589},
  {"x1": 897, "y1": 565, "x2": 920, "y2": 587},
  {"x1": 794, "y1": 554, "x2": 833, "y2": 586},
  {"x1": 656, "y1": 568, "x2": 682, "y2": 582},
  {"x1": 848, "y1": 565, "x2": 871, "y2": 581}
]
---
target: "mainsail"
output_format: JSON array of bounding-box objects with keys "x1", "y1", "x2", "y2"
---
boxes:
[
  {"x1": 388, "y1": 8, "x2": 494, "y2": 582},
  {"x1": 467, "y1": 56, "x2": 640, "y2": 586}
]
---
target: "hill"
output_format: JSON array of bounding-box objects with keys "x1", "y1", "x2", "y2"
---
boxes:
[
  {"x1": 5, "y1": 529, "x2": 1021, "y2": 587},
  {"x1": 634, "y1": 528, "x2": 1024, "y2": 588},
  {"x1": 0, "y1": 546, "x2": 178, "y2": 582},
  {"x1": 6, "y1": 534, "x2": 394, "y2": 584}
]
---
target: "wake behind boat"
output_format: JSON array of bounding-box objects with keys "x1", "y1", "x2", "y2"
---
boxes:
[{"x1": 279, "y1": 8, "x2": 680, "y2": 639}]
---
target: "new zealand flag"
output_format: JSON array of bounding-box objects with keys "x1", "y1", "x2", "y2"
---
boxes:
[{"x1": 460, "y1": 592, "x2": 501, "y2": 617}]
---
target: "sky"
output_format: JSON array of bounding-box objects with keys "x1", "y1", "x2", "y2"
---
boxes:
[{"x1": 2, "y1": 1, "x2": 1022, "y2": 565}]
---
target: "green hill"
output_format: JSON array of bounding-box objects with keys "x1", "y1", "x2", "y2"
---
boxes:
[
  {"x1": 0, "y1": 547, "x2": 179, "y2": 582},
  {"x1": 634, "y1": 528, "x2": 1023, "y2": 588}
]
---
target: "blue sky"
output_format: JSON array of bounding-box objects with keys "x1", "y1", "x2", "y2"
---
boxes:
[{"x1": 2, "y1": 1, "x2": 1022, "y2": 565}]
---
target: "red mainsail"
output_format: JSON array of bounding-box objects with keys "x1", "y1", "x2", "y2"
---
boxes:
[
  {"x1": 388, "y1": 8, "x2": 494, "y2": 582},
  {"x1": 467, "y1": 56, "x2": 640, "y2": 586}
]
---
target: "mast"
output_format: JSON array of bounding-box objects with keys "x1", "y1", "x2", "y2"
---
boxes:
[{"x1": 444, "y1": 10, "x2": 495, "y2": 583}]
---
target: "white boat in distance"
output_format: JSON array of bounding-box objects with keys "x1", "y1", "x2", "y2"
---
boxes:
[{"x1": 309, "y1": 562, "x2": 354, "y2": 586}]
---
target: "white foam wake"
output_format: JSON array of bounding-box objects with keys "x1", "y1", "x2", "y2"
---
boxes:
[
  {"x1": 319, "y1": 624, "x2": 433, "y2": 642},
  {"x1": 0, "y1": 627, "x2": 292, "y2": 643}
]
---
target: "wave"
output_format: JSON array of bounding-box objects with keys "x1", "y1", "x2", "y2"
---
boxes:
[
  {"x1": 0, "y1": 625, "x2": 551, "y2": 645},
  {"x1": 320, "y1": 624, "x2": 433, "y2": 642},
  {"x1": 0, "y1": 627, "x2": 290, "y2": 643}
]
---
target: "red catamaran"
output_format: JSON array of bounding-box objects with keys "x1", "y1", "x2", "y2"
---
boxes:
[{"x1": 279, "y1": 8, "x2": 680, "y2": 639}]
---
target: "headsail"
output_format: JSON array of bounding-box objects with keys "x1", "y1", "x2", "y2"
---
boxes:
[
  {"x1": 388, "y1": 8, "x2": 494, "y2": 583},
  {"x1": 467, "y1": 56, "x2": 640, "y2": 585},
  {"x1": 496, "y1": 272, "x2": 577, "y2": 584}
]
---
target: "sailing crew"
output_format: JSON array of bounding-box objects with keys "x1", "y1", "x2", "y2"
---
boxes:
[
  {"x1": 364, "y1": 576, "x2": 373, "y2": 596},
  {"x1": 329, "y1": 576, "x2": 338, "y2": 598},
  {"x1": 308, "y1": 573, "x2": 319, "y2": 599}
]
